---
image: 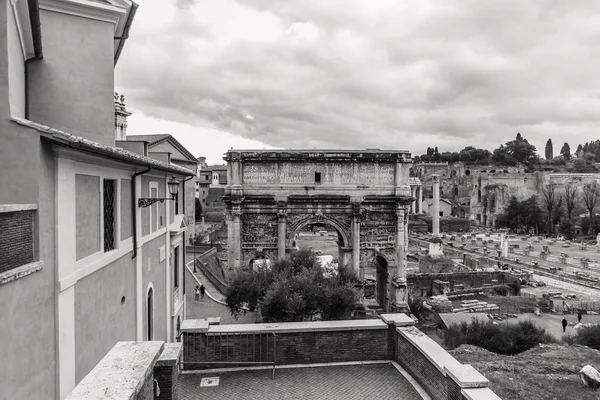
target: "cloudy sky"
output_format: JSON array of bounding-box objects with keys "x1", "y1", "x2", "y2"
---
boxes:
[{"x1": 115, "y1": 0, "x2": 600, "y2": 165}]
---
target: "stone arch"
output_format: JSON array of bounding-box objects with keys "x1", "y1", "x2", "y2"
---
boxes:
[
  {"x1": 246, "y1": 250, "x2": 276, "y2": 269},
  {"x1": 286, "y1": 215, "x2": 351, "y2": 249}
]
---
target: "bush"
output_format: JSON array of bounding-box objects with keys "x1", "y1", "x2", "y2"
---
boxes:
[
  {"x1": 445, "y1": 319, "x2": 555, "y2": 355},
  {"x1": 572, "y1": 325, "x2": 600, "y2": 350},
  {"x1": 508, "y1": 280, "x2": 521, "y2": 296},
  {"x1": 493, "y1": 285, "x2": 511, "y2": 296},
  {"x1": 226, "y1": 249, "x2": 359, "y2": 322}
]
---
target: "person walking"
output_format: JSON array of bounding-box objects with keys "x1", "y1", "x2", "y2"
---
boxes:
[
  {"x1": 578, "y1": 311, "x2": 583, "y2": 323},
  {"x1": 562, "y1": 317, "x2": 568, "y2": 333},
  {"x1": 200, "y1": 284, "x2": 206, "y2": 299},
  {"x1": 195, "y1": 285, "x2": 200, "y2": 301}
]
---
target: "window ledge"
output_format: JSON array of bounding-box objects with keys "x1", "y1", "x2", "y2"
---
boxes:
[
  {"x1": 0, "y1": 204, "x2": 37, "y2": 213},
  {"x1": 0, "y1": 261, "x2": 44, "y2": 286}
]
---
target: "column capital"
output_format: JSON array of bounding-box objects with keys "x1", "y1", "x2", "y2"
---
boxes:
[{"x1": 277, "y1": 208, "x2": 287, "y2": 220}]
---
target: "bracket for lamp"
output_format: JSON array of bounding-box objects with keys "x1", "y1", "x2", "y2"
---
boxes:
[{"x1": 138, "y1": 197, "x2": 174, "y2": 208}]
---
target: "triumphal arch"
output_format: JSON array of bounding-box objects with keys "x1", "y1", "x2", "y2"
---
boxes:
[{"x1": 222, "y1": 150, "x2": 414, "y2": 311}]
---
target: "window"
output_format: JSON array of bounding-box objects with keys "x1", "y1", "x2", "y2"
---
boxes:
[
  {"x1": 314, "y1": 172, "x2": 322, "y2": 184},
  {"x1": 103, "y1": 179, "x2": 116, "y2": 252},
  {"x1": 173, "y1": 247, "x2": 179, "y2": 289},
  {"x1": 174, "y1": 193, "x2": 179, "y2": 215},
  {"x1": 147, "y1": 287, "x2": 154, "y2": 341},
  {"x1": 150, "y1": 186, "x2": 158, "y2": 232},
  {"x1": 0, "y1": 210, "x2": 34, "y2": 273}
]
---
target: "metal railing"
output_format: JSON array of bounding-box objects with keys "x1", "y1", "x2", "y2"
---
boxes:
[{"x1": 182, "y1": 331, "x2": 277, "y2": 378}]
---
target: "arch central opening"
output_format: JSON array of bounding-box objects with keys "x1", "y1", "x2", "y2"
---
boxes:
[{"x1": 293, "y1": 221, "x2": 347, "y2": 271}]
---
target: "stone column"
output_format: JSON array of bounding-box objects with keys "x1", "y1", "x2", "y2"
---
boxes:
[
  {"x1": 418, "y1": 185, "x2": 423, "y2": 214},
  {"x1": 395, "y1": 207, "x2": 406, "y2": 279},
  {"x1": 352, "y1": 211, "x2": 362, "y2": 280},
  {"x1": 231, "y1": 203, "x2": 242, "y2": 269},
  {"x1": 278, "y1": 209, "x2": 287, "y2": 261},
  {"x1": 393, "y1": 206, "x2": 408, "y2": 310},
  {"x1": 410, "y1": 186, "x2": 416, "y2": 214},
  {"x1": 432, "y1": 175, "x2": 440, "y2": 236}
]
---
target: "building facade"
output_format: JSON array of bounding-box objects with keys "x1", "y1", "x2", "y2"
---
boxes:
[
  {"x1": 0, "y1": 1, "x2": 194, "y2": 399},
  {"x1": 124, "y1": 133, "x2": 199, "y2": 243}
]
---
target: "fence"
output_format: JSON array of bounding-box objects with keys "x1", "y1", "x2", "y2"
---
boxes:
[{"x1": 183, "y1": 330, "x2": 277, "y2": 378}]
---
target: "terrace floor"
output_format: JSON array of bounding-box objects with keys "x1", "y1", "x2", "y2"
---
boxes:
[{"x1": 179, "y1": 362, "x2": 426, "y2": 400}]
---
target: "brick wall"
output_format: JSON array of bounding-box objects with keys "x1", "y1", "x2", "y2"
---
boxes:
[
  {"x1": 133, "y1": 372, "x2": 154, "y2": 400},
  {"x1": 154, "y1": 364, "x2": 178, "y2": 400},
  {"x1": 0, "y1": 210, "x2": 34, "y2": 272},
  {"x1": 396, "y1": 330, "x2": 449, "y2": 400},
  {"x1": 183, "y1": 328, "x2": 388, "y2": 370}
]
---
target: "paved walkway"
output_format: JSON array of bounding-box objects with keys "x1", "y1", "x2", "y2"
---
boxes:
[
  {"x1": 180, "y1": 363, "x2": 424, "y2": 400},
  {"x1": 185, "y1": 254, "x2": 256, "y2": 325}
]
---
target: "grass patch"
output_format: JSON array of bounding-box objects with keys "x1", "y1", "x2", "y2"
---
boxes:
[{"x1": 451, "y1": 344, "x2": 600, "y2": 400}]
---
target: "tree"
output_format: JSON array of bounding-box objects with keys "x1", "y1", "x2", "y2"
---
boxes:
[
  {"x1": 560, "y1": 142, "x2": 571, "y2": 160},
  {"x1": 558, "y1": 218, "x2": 575, "y2": 240},
  {"x1": 495, "y1": 195, "x2": 544, "y2": 234},
  {"x1": 545, "y1": 139, "x2": 553, "y2": 160},
  {"x1": 491, "y1": 134, "x2": 538, "y2": 166},
  {"x1": 225, "y1": 249, "x2": 359, "y2": 322},
  {"x1": 194, "y1": 198, "x2": 203, "y2": 221},
  {"x1": 541, "y1": 184, "x2": 559, "y2": 234},
  {"x1": 582, "y1": 181, "x2": 600, "y2": 234},
  {"x1": 575, "y1": 144, "x2": 584, "y2": 159},
  {"x1": 564, "y1": 183, "x2": 578, "y2": 221}
]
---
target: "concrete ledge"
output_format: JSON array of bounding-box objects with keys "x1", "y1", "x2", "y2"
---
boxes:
[
  {"x1": 207, "y1": 319, "x2": 387, "y2": 334},
  {"x1": 380, "y1": 313, "x2": 416, "y2": 327},
  {"x1": 445, "y1": 364, "x2": 489, "y2": 388},
  {"x1": 461, "y1": 387, "x2": 502, "y2": 400},
  {"x1": 66, "y1": 341, "x2": 164, "y2": 400},
  {"x1": 397, "y1": 326, "x2": 462, "y2": 373},
  {"x1": 0, "y1": 261, "x2": 44, "y2": 286},
  {"x1": 181, "y1": 319, "x2": 209, "y2": 333},
  {"x1": 0, "y1": 203, "x2": 37, "y2": 212},
  {"x1": 156, "y1": 343, "x2": 182, "y2": 367}
]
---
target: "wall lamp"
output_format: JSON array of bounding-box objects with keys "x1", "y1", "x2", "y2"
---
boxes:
[{"x1": 138, "y1": 176, "x2": 180, "y2": 208}]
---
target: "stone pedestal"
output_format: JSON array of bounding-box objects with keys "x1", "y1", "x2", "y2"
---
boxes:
[
  {"x1": 429, "y1": 240, "x2": 444, "y2": 259},
  {"x1": 392, "y1": 278, "x2": 408, "y2": 312}
]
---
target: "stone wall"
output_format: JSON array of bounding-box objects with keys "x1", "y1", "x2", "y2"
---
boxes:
[
  {"x1": 395, "y1": 326, "x2": 499, "y2": 400},
  {"x1": 408, "y1": 271, "x2": 519, "y2": 298},
  {"x1": 181, "y1": 316, "x2": 501, "y2": 400},
  {"x1": 414, "y1": 215, "x2": 471, "y2": 233},
  {"x1": 181, "y1": 320, "x2": 389, "y2": 370}
]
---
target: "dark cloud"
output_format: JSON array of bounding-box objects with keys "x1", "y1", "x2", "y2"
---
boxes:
[{"x1": 116, "y1": 0, "x2": 600, "y2": 158}]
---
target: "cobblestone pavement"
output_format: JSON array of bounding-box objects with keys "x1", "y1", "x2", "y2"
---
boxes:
[{"x1": 179, "y1": 363, "x2": 424, "y2": 400}]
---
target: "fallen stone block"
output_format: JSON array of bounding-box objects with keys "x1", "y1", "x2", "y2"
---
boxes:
[{"x1": 580, "y1": 365, "x2": 600, "y2": 389}]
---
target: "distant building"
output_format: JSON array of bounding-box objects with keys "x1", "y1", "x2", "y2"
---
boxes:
[
  {"x1": 124, "y1": 134, "x2": 199, "y2": 242},
  {"x1": 208, "y1": 164, "x2": 228, "y2": 188},
  {"x1": 0, "y1": 2, "x2": 194, "y2": 399}
]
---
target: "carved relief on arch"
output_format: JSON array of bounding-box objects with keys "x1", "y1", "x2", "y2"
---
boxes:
[
  {"x1": 285, "y1": 212, "x2": 352, "y2": 244},
  {"x1": 360, "y1": 211, "x2": 397, "y2": 245},
  {"x1": 241, "y1": 213, "x2": 278, "y2": 244}
]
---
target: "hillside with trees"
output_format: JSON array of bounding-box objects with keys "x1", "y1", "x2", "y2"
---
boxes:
[{"x1": 413, "y1": 134, "x2": 599, "y2": 172}]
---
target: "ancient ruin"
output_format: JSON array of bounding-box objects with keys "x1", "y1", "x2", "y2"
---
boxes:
[{"x1": 222, "y1": 150, "x2": 414, "y2": 310}]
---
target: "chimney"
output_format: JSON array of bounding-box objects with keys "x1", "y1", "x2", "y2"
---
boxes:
[{"x1": 114, "y1": 92, "x2": 132, "y2": 141}]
